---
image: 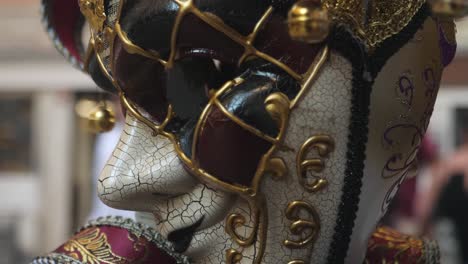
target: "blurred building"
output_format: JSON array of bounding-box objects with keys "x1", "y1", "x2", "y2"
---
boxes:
[
  {"x1": 431, "y1": 19, "x2": 468, "y2": 154},
  {"x1": 0, "y1": 1, "x2": 97, "y2": 263}
]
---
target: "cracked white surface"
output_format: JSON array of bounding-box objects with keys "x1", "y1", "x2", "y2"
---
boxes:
[
  {"x1": 346, "y1": 18, "x2": 443, "y2": 264},
  {"x1": 98, "y1": 51, "x2": 353, "y2": 263},
  {"x1": 261, "y1": 52, "x2": 353, "y2": 264}
]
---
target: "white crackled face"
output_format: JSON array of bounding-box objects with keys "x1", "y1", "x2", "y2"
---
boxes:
[
  {"x1": 99, "y1": 51, "x2": 353, "y2": 264},
  {"x1": 88, "y1": 0, "x2": 455, "y2": 263}
]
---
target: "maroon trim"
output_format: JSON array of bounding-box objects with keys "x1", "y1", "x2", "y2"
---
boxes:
[
  {"x1": 53, "y1": 225, "x2": 177, "y2": 264},
  {"x1": 196, "y1": 105, "x2": 272, "y2": 187},
  {"x1": 42, "y1": 0, "x2": 84, "y2": 65}
]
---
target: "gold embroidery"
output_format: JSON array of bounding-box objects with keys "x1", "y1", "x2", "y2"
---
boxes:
[
  {"x1": 371, "y1": 227, "x2": 424, "y2": 253},
  {"x1": 366, "y1": 227, "x2": 425, "y2": 263},
  {"x1": 78, "y1": 0, "x2": 106, "y2": 32},
  {"x1": 63, "y1": 228, "x2": 128, "y2": 264},
  {"x1": 324, "y1": 0, "x2": 426, "y2": 49}
]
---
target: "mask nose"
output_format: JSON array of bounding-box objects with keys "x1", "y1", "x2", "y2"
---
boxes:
[{"x1": 97, "y1": 114, "x2": 198, "y2": 211}]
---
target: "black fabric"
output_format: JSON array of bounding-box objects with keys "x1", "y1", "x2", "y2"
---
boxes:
[{"x1": 326, "y1": 25, "x2": 371, "y2": 264}]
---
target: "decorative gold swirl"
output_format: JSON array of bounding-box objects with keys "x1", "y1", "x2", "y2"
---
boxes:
[
  {"x1": 283, "y1": 201, "x2": 320, "y2": 249},
  {"x1": 226, "y1": 249, "x2": 243, "y2": 264},
  {"x1": 265, "y1": 93, "x2": 291, "y2": 131},
  {"x1": 226, "y1": 212, "x2": 258, "y2": 247},
  {"x1": 297, "y1": 135, "x2": 335, "y2": 192}
]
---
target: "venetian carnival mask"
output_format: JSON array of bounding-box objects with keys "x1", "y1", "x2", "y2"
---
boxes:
[{"x1": 41, "y1": 0, "x2": 462, "y2": 263}]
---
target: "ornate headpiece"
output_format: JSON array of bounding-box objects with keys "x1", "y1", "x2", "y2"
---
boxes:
[{"x1": 41, "y1": 0, "x2": 467, "y2": 71}]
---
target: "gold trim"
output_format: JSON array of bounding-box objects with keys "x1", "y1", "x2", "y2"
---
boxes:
[
  {"x1": 191, "y1": 80, "x2": 235, "y2": 163},
  {"x1": 214, "y1": 100, "x2": 278, "y2": 144},
  {"x1": 264, "y1": 157, "x2": 288, "y2": 180},
  {"x1": 115, "y1": 23, "x2": 168, "y2": 66},
  {"x1": 291, "y1": 46, "x2": 329, "y2": 109},
  {"x1": 167, "y1": 1, "x2": 303, "y2": 79},
  {"x1": 283, "y1": 201, "x2": 320, "y2": 249},
  {"x1": 238, "y1": 6, "x2": 274, "y2": 65},
  {"x1": 247, "y1": 7, "x2": 274, "y2": 45},
  {"x1": 296, "y1": 135, "x2": 335, "y2": 193},
  {"x1": 226, "y1": 203, "x2": 260, "y2": 247},
  {"x1": 288, "y1": 261, "x2": 306, "y2": 264},
  {"x1": 120, "y1": 94, "x2": 174, "y2": 135},
  {"x1": 226, "y1": 249, "x2": 243, "y2": 264}
]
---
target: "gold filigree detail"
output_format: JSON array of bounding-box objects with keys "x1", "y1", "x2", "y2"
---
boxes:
[
  {"x1": 115, "y1": 23, "x2": 167, "y2": 66},
  {"x1": 226, "y1": 209, "x2": 259, "y2": 247},
  {"x1": 63, "y1": 228, "x2": 127, "y2": 264},
  {"x1": 225, "y1": 198, "x2": 268, "y2": 264},
  {"x1": 323, "y1": 0, "x2": 426, "y2": 49},
  {"x1": 79, "y1": 0, "x2": 106, "y2": 32},
  {"x1": 291, "y1": 46, "x2": 330, "y2": 109},
  {"x1": 297, "y1": 135, "x2": 335, "y2": 192},
  {"x1": 79, "y1": 0, "x2": 116, "y2": 73},
  {"x1": 284, "y1": 201, "x2": 320, "y2": 249}
]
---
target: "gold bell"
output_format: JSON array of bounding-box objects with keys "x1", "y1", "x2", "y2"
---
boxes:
[
  {"x1": 287, "y1": 0, "x2": 330, "y2": 44},
  {"x1": 88, "y1": 105, "x2": 116, "y2": 133},
  {"x1": 430, "y1": 0, "x2": 468, "y2": 19}
]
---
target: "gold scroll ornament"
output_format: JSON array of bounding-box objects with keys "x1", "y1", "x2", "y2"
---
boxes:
[
  {"x1": 297, "y1": 135, "x2": 335, "y2": 192},
  {"x1": 283, "y1": 201, "x2": 321, "y2": 249},
  {"x1": 285, "y1": 134, "x2": 334, "y2": 263}
]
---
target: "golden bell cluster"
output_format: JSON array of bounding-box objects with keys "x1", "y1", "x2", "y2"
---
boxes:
[
  {"x1": 88, "y1": 106, "x2": 116, "y2": 133},
  {"x1": 287, "y1": 0, "x2": 330, "y2": 44},
  {"x1": 430, "y1": 0, "x2": 468, "y2": 19}
]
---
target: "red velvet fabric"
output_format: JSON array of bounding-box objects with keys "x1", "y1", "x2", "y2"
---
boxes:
[
  {"x1": 50, "y1": 0, "x2": 83, "y2": 62},
  {"x1": 53, "y1": 225, "x2": 177, "y2": 264},
  {"x1": 196, "y1": 104, "x2": 272, "y2": 187}
]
